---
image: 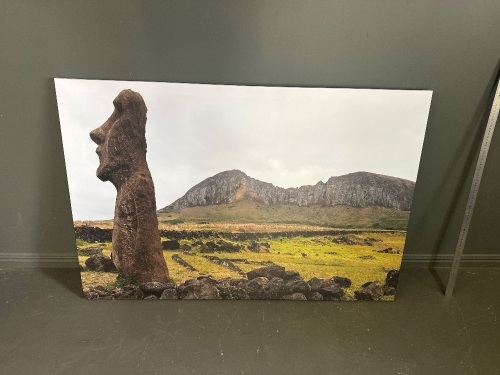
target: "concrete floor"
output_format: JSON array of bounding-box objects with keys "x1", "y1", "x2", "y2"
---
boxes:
[{"x1": 0, "y1": 267, "x2": 499, "y2": 375}]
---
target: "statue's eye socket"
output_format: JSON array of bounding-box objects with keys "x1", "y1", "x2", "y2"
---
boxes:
[{"x1": 113, "y1": 99, "x2": 123, "y2": 111}]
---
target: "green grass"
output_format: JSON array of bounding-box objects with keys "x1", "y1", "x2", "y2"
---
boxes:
[
  {"x1": 77, "y1": 240, "x2": 116, "y2": 290},
  {"x1": 173, "y1": 232, "x2": 404, "y2": 291},
  {"x1": 77, "y1": 226, "x2": 405, "y2": 300}
]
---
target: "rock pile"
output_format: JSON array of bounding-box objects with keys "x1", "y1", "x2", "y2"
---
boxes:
[
  {"x1": 75, "y1": 226, "x2": 402, "y2": 244},
  {"x1": 85, "y1": 285, "x2": 144, "y2": 299},
  {"x1": 162, "y1": 240, "x2": 180, "y2": 250},
  {"x1": 353, "y1": 270, "x2": 399, "y2": 301},
  {"x1": 83, "y1": 264, "x2": 401, "y2": 301},
  {"x1": 247, "y1": 242, "x2": 270, "y2": 253},
  {"x1": 199, "y1": 240, "x2": 243, "y2": 253},
  {"x1": 158, "y1": 229, "x2": 371, "y2": 242},
  {"x1": 75, "y1": 226, "x2": 112, "y2": 243},
  {"x1": 332, "y1": 235, "x2": 375, "y2": 246},
  {"x1": 83, "y1": 265, "x2": 353, "y2": 301}
]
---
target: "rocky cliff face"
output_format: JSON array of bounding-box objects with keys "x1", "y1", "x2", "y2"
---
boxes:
[{"x1": 160, "y1": 170, "x2": 415, "y2": 212}]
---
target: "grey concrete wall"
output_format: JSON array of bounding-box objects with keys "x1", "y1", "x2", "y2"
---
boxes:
[{"x1": 1, "y1": 1, "x2": 499, "y2": 267}]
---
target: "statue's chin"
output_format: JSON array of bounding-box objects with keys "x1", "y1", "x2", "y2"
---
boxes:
[{"x1": 96, "y1": 164, "x2": 111, "y2": 182}]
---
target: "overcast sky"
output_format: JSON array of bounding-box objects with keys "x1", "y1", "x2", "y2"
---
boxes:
[{"x1": 55, "y1": 78, "x2": 432, "y2": 220}]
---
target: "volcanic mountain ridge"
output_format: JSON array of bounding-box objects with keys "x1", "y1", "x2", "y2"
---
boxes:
[{"x1": 159, "y1": 170, "x2": 415, "y2": 212}]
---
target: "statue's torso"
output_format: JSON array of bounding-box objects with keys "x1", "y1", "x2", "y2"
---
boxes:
[{"x1": 111, "y1": 172, "x2": 168, "y2": 283}]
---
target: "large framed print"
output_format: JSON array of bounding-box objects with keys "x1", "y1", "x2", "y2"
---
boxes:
[{"x1": 55, "y1": 79, "x2": 432, "y2": 301}]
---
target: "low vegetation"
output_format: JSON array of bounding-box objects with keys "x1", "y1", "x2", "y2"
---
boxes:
[{"x1": 77, "y1": 222, "x2": 405, "y2": 301}]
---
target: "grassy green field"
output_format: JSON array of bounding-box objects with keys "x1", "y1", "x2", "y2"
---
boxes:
[{"x1": 77, "y1": 225, "x2": 405, "y2": 300}]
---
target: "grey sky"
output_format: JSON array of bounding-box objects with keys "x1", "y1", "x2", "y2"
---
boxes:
[{"x1": 55, "y1": 78, "x2": 432, "y2": 220}]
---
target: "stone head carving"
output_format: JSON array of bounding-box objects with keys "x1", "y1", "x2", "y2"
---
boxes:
[
  {"x1": 90, "y1": 89, "x2": 148, "y2": 186},
  {"x1": 89, "y1": 89, "x2": 169, "y2": 284}
]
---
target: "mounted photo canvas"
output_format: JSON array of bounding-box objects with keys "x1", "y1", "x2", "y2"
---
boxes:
[{"x1": 55, "y1": 79, "x2": 432, "y2": 301}]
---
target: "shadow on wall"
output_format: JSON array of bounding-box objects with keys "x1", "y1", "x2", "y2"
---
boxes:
[{"x1": 405, "y1": 59, "x2": 500, "y2": 293}]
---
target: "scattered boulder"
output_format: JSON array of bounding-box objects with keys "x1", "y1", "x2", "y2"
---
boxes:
[
  {"x1": 139, "y1": 282, "x2": 169, "y2": 298},
  {"x1": 282, "y1": 293, "x2": 307, "y2": 300},
  {"x1": 377, "y1": 247, "x2": 401, "y2": 254},
  {"x1": 307, "y1": 277, "x2": 344, "y2": 300},
  {"x1": 354, "y1": 281, "x2": 384, "y2": 301},
  {"x1": 171, "y1": 254, "x2": 197, "y2": 272},
  {"x1": 177, "y1": 278, "x2": 221, "y2": 300},
  {"x1": 180, "y1": 244, "x2": 192, "y2": 253},
  {"x1": 332, "y1": 235, "x2": 355, "y2": 245},
  {"x1": 162, "y1": 240, "x2": 180, "y2": 250},
  {"x1": 217, "y1": 241, "x2": 243, "y2": 252},
  {"x1": 319, "y1": 283, "x2": 344, "y2": 300},
  {"x1": 200, "y1": 240, "x2": 242, "y2": 253},
  {"x1": 74, "y1": 225, "x2": 112, "y2": 243},
  {"x1": 245, "y1": 277, "x2": 270, "y2": 299},
  {"x1": 247, "y1": 242, "x2": 259, "y2": 252},
  {"x1": 84, "y1": 285, "x2": 113, "y2": 299},
  {"x1": 331, "y1": 276, "x2": 352, "y2": 288},
  {"x1": 217, "y1": 285, "x2": 250, "y2": 300},
  {"x1": 266, "y1": 277, "x2": 286, "y2": 299},
  {"x1": 85, "y1": 254, "x2": 117, "y2": 272},
  {"x1": 247, "y1": 242, "x2": 270, "y2": 253},
  {"x1": 364, "y1": 237, "x2": 380, "y2": 245},
  {"x1": 84, "y1": 285, "x2": 144, "y2": 300},
  {"x1": 283, "y1": 270, "x2": 302, "y2": 281},
  {"x1": 160, "y1": 288, "x2": 179, "y2": 300},
  {"x1": 332, "y1": 235, "x2": 362, "y2": 245},
  {"x1": 196, "y1": 276, "x2": 219, "y2": 285},
  {"x1": 113, "y1": 285, "x2": 144, "y2": 300},
  {"x1": 243, "y1": 276, "x2": 289, "y2": 299},
  {"x1": 331, "y1": 235, "x2": 382, "y2": 246},
  {"x1": 383, "y1": 286, "x2": 396, "y2": 296},
  {"x1": 220, "y1": 278, "x2": 248, "y2": 288},
  {"x1": 385, "y1": 270, "x2": 400, "y2": 288},
  {"x1": 242, "y1": 277, "x2": 286, "y2": 300},
  {"x1": 285, "y1": 279, "x2": 311, "y2": 295},
  {"x1": 84, "y1": 291, "x2": 100, "y2": 299},
  {"x1": 83, "y1": 265, "x2": 357, "y2": 301},
  {"x1": 247, "y1": 265, "x2": 286, "y2": 280},
  {"x1": 308, "y1": 292, "x2": 324, "y2": 301},
  {"x1": 308, "y1": 277, "x2": 329, "y2": 292}
]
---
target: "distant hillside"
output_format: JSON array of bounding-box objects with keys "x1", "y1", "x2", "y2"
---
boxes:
[
  {"x1": 159, "y1": 169, "x2": 415, "y2": 212},
  {"x1": 158, "y1": 199, "x2": 410, "y2": 230}
]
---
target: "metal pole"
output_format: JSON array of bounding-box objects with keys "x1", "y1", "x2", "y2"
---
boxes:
[{"x1": 445, "y1": 76, "x2": 500, "y2": 298}]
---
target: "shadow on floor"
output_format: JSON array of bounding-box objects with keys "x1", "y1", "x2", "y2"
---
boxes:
[{"x1": 40, "y1": 267, "x2": 84, "y2": 297}]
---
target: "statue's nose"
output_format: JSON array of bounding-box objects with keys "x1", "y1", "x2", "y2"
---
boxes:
[{"x1": 90, "y1": 128, "x2": 105, "y2": 144}]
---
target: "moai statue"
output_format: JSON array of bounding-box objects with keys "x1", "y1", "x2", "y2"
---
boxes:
[{"x1": 90, "y1": 89, "x2": 169, "y2": 284}]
